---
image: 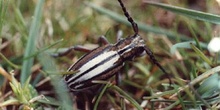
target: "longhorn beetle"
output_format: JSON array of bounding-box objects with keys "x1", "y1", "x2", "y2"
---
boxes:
[{"x1": 56, "y1": 0, "x2": 171, "y2": 92}]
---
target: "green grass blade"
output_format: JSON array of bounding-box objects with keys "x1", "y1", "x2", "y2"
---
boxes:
[
  {"x1": 0, "y1": 0, "x2": 9, "y2": 35},
  {"x1": 93, "y1": 83, "x2": 110, "y2": 110},
  {"x1": 37, "y1": 53, "x2": 73, "y2": 109},
  {"x1": 0, "y1": 53, "x2": 21, "y2": 69},
  {"x1": 23, "y1": 39, "x2": 63, "y2": 60},
  {"x1": 85, "y1": 2, "x2": 190, "y2": 41},
  {"x1": 197, "y1": 73, "x2": 220, "y2": 98},
  {"x1": 112, "y1": 85, "x2": 143, "y2": 110},
  {"x1": 190, "y1": 43, "x2": 212, "y2": 66},
  {"x1": 172, "y1": 66, "x2": 220, "y2": 99},
  {"x1": 20, "y1": 0, "x2": 44, "y2": 84},
  {"x1": 170, "y1": 41, "x2": 207, "y2": 54},
  {"x1": 145, "y1": 1, "x2": 220, "y2": 24},
  {"x1": 93, "y1": 81, "x2": 143, "y2": 110},
  {"x1": 12, "y1": 3, "x2": 28, "y2": 37}
]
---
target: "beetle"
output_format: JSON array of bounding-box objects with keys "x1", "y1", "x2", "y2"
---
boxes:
[{"x1": 54, "y1": 0, "x2": 171, "y2": 92}]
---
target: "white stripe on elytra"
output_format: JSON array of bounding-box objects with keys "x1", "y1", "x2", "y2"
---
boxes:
[
  {"x1": 67, "y1": 50, "x2": 119, "y2": 83},
  {"x1": 72, "y1": 55, "x2": 120, "y2": 89},
  {"x1": 69, "y1": 52, "x2": 120, "y2": 88}
]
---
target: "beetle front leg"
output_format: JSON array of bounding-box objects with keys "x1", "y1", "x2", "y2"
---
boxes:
[{"x1": 51, "y1": 45, "x2": 92, "y2": 57}]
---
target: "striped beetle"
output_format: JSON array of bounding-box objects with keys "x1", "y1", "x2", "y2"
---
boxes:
[{"x1": 56, "y1": 0, "x2": 171, "y2": 92}]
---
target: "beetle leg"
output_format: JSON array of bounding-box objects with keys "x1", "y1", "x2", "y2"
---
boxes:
[
  {"x1": 98, "y1": 35, "x2": 109, "y2": 45},
  {"x1": 53, "y1": 36, "x2": 109, "y2": 57},
  {"x1": 51, "y1": 45, "x2": 92, "y2": 57},
  {"x1": 75, "y1": 86, "x2": 103, "y2": 109},
  {"x1": 115, "y1": 72, "x2": 122, "y2": 86},
  {"x1": 75, "y1": 92, "x2": 93, "y2": 110},
  {"x1": 144, "y1": 46, "x2": 172, "y2": 85}
]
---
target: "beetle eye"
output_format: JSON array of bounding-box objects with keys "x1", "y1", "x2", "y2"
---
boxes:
[{"x1": 138, "y1": 51, "x2": 146, "y2": 57}]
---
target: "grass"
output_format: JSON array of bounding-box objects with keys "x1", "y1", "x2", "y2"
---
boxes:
[{"x1": 1, "y1": 0, "x2": 220, "y2": 109}]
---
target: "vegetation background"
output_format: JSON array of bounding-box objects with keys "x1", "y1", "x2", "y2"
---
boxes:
[{"x1": 1, "y1": 0, "x2": 220, "y2": 109}]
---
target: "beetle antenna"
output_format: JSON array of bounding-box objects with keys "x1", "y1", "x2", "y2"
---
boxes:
[
  {"x1": 118, "y1": 0, "x2": 172, "y2": 85},
  {"x1": 144, "y1": 46, "x2": 172, "y2": 85},
  {"x1": 118, "y1": 0, "x2": 138, "y2": 35}
]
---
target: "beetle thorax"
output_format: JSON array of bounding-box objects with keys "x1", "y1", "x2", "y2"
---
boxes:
[{"x1": 115, "y1": 34, "x2": 145, "y2": 60}]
